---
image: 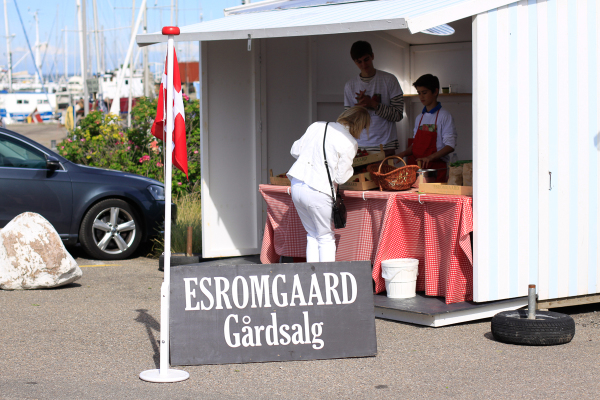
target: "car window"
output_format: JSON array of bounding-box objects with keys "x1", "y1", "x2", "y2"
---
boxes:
[{"x1": 0, "y1": 136, "x2": 47, "y2": 169}]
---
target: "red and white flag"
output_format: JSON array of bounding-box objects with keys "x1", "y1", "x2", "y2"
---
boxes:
[{"x1": 151, "y1": 49, "x2": 188, "y2": 178}]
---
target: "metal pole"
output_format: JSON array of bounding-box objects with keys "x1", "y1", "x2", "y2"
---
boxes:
[
  {"x1": 64, "y1": 27, "x2": 68, "y2": 80},
  {"x1": 186, "y1": 226, "x2": 192, "y2": 257},
  {"x1": 80, "y1": 0, "x2": 89, "y2": 114},
  {"x1": 101, "y1": 26, "x2": 105, "y2": 73},
  {"x1": 528, "y1": 284, "x2": 536, "y2": 319},
  {"x1": 92, "y1": 0, "x2": 101, "y2": 75},
  {"x1": 34, "y1": 11, "x2": 41, "y2": 86},
  {"x1": 131, "y1": 0, "x2": 136, "y2": 36},
  {"x1": 3, "y1": 0, "x2": 13, "y2": 92},
  {"x1": 127, "y1": 47, "x2": 142, "y2": 127},
  {"x1": 143, "y1": 4, "x2": 150, "y2": 97}
]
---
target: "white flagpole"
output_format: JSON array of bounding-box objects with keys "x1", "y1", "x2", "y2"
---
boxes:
[{"x1": 139, "y1": 26, "x2": 189, "y2": 384}]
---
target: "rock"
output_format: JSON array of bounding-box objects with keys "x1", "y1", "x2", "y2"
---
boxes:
[{"x1": 0, "y1": 212, "x2": 82, "y2": 290}]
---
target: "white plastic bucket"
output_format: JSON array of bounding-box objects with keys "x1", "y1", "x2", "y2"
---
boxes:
[{"x1": 381, "y1": 258, "x2": 419, "y2": 299}]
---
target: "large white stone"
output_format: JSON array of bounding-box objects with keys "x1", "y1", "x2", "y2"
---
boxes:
[{"x1": 0, "y1": 212, "x2": 82, "y2": 290}]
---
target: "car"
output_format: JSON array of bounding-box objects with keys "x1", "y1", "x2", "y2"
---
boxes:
[{"x1": 0, "y1": 128, "x2": 173, "y2": 260}]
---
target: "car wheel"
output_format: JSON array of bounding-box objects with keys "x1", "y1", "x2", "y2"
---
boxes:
[
  {"x1": 491, "y1": 309, "x2": 575, "y2": 346},
  {"x1": 79, "y1": 199, "x2": 142, "y2": 260}
]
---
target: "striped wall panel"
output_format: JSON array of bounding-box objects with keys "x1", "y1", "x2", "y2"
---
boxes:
[{"x1": 473, "y1": 0, "x2": 600, "y2": 302}]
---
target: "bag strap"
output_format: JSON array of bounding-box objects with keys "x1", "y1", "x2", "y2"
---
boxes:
[{"x1": 322, "y1": 123, "x2": 336, "y2": 199}]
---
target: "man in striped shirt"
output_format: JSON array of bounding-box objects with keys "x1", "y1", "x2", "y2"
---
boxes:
[{"x1": 344, "y1": 41, "x2": 404, "y2": 156}]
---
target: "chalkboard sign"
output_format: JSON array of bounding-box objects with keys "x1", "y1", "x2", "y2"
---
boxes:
[{"x1": 170, "y1": 261, "x2": 376, "y2": 365}]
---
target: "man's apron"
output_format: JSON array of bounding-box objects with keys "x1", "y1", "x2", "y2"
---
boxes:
[{"x1": 409, "y1": 110, "x2": 447, "y2": 183}]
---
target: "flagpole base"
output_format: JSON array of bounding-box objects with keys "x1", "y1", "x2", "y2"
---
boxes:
[{"x1": 139, "y1": 368, "x2": 190, "y2": 383}]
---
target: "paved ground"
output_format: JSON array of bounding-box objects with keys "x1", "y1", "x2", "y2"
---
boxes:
[
  {"x1": 6, "y1": 122, "x2": 68, "y2": 149},
  {"x1": 1, "y1": 249, "x2": 599, "y2": 400}
]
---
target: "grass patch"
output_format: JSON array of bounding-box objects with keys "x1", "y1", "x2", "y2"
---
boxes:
[{"x1": 150, "y1": 191, "x2": 202, "y2": 258}]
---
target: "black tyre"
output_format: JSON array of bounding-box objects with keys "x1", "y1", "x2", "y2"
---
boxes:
[
  {"x1": 79, "y1": 199, "x2": 142, "y2": 260},
  {"x1": 491, "y1": 309, "x2": 575, "y2": 346}
]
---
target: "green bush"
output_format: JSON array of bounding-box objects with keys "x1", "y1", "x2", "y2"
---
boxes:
[{"x1": 57, "y1": 97, "x2": 201, "y2": 197}]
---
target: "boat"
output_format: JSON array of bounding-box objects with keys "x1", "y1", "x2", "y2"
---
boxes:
[
  {"x1": 0, "y1": 92, "x2": 57, "y2": 123},
  {"x1": 98, "y1": 67, "x2": 145, "y2": 101}
]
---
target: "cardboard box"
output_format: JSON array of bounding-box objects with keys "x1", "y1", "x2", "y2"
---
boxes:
[
  {"x1": 418, "y1": 183, "x2": 473, "y2": 196},
  {"x1": 352, "y1": 144, "x2": 386, "y2": 168},
  {"x1": 339, "y1": 172, "x2": 378, "y2": 191},
  {"x1": 269, "y1": 169, "x2": 291, "y2": 186}
]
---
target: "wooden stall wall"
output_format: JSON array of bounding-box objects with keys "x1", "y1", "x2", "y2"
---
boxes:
[{"x1": 473, "y1": 0, "x2": 600, "y2": 302}]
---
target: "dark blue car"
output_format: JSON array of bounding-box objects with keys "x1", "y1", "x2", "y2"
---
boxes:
[{"x1": 0, "y1": 128, "x2": 171, "y2": 260}]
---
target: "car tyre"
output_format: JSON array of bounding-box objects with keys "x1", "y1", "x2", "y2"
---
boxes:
[
  {"x1": 491, "y1": 309, "x2": 575, "y2": 346},
  {"x1": 79, "y1": 199, "x2": 142, "y2": 260}
]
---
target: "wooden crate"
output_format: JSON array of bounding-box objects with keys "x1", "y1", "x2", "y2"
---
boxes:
[
  {"x1": 269, "y1": 169, "x2": 291, "y2": 186},
  {"x1": 352, "y1": 144, "x2": 386, "y2": 167},
  {"x1": 418, "y1": 183, "x2": 473, "y2": 196},
  {"x1": 339, "y1": 172, "x2": 378, "y2": 191}
]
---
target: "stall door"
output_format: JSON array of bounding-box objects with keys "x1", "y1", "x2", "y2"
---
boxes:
[
  {"x1": 472, "y1": 3, "x2": 540, "y2": 302},
  {"x1": 200, "y1": 40, "x2": 265, "y2": 258},
  {"x1": 474, "y1": 0, "x2": 600, "y2": 302},
  {"x1": 536, "y1": 0, "x2": 600, "y2": 301}
]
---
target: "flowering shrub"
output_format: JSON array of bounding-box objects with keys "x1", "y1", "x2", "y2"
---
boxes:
[{"x1": 57, "y1": 97, "x2": 201, "y2": 197}]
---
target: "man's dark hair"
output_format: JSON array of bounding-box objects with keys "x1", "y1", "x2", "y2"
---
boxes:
[
  {"x1": 350, "y1": 41, "x2": 373, "y2": 60},
  {"x1": 412, "y1": 74, "x2": 440, "y2": 93}
]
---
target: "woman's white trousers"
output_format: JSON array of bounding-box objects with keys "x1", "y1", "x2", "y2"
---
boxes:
[{"x1": 290, "y1": 178, "x2": 336, "y2": 262}]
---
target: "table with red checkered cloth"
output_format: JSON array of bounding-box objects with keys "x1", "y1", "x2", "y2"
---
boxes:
[{"x1": 259, "y1": 184, "x2": 473, "y2": 304}]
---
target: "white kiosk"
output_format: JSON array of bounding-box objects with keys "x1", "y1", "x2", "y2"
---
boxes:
[{"x1": 137, "y1": 0, "x2": 600, "y2": 326}]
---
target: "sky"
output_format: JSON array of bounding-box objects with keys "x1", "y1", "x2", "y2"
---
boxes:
[{"x1": 1, "y1": 0, "x2": 243, "y2": 79}]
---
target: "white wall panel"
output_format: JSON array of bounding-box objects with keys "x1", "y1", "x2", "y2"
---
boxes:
[
  {"x1": 265, "y1": 37, "x2": 311, "y2": 178},
  {"x1": 474, "y1": 0, "x2": 600, "y2": 302},
  {"x1": 201, "y1": 40, "x2": 262, "y2": 257}
]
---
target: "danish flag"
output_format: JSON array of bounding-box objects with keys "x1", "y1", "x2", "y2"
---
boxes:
[{"x1": 151, "y1": 49, "x2": 188, "y2": 178}]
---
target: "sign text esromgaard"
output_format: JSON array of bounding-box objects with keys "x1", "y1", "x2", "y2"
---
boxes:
[{"x1": 170, "y1": 261, "x2": 376, "y2": 365}]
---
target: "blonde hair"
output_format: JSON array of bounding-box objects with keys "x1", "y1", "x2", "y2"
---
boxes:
[{"x1": 337, "y1": 106, "x2": 370, "y2": 139}]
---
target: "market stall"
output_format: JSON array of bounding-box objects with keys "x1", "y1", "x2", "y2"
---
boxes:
[{"x1": 137, "y1": 0, "x2": 600, "y2": 324}]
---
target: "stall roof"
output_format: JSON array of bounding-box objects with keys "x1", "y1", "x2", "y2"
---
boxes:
[{"x1": 136, "y1": 0, "x2": 518, "y2": 46}]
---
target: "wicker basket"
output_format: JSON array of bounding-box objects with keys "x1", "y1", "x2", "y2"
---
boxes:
[{"x1": 366, "y1": 156, "x2": 419, "y2": 191}]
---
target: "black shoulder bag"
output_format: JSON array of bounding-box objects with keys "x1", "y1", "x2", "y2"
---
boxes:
[{"x1": 323, "y1": 123, "x2": 347, "y2": 229}]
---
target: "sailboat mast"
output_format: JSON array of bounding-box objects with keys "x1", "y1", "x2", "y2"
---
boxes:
[
  {"x1": 34, "y1": 11, "x2": 41, "y2": 86},
  {"x1": 143, "y1": 4, "x2": 149, "y2": 97},
  {"x1": 64, "y1": 26, "x2": 68, "y2": 79},
  {"x1": 101, "y1": 25, "x2": 105, "y2": 73},
  {"x1": 77, "y1": 0, "x2": 84, "y2": 81},
  {"x1": 3, "y1": 0, "x2": 12, "y2": 92},
  {"x1": 78, "y1": 0, "x2": 89, "y2": 113},
  {"x1": 92, "y1": 0, "x2": 102, "y2": 75}
]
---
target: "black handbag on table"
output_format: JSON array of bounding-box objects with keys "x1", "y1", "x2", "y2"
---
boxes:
[{"x1": 323, "y1": 123, "x2": 347, "y2": 229}]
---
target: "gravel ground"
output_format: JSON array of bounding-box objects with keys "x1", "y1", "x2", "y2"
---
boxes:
[{"x1": 1, "y1": 252, "x2": 599, "y2": 400}]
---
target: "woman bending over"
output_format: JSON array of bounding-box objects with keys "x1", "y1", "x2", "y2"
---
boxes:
[{"x1": 287, "y1": 106, "x2": 370, "y2": 262}]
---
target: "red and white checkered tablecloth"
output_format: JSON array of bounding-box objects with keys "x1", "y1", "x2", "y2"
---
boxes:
[{"x1": 258, "y1": 184, "x2": 473, "y2": 304}]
